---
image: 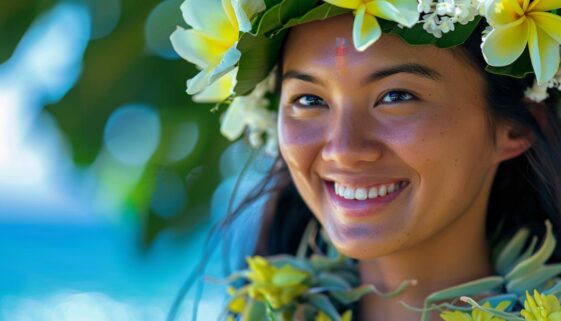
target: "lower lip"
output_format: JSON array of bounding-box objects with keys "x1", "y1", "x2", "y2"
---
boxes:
[{"x1": 324, "y1": 181, "x2": 408, "y2": 218}]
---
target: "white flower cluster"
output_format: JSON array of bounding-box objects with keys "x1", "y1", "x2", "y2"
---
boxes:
[
  {"x1": 418, "y1": 0, "x2": 484, "y2": 38},
  {"x1": 220, "y1": 72, "x2": 278, "y2": 156},
  {"x1": 525, "y1": 66, "x2": 561, "y2": 103}
]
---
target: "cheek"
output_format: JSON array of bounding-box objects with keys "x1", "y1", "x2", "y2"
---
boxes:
[
  {"x1": 278, "y1": 112, "x2": 326, "y2": 170},
  {"x1": 278, "y1": 111, "x2": 327, "y2": 214}
]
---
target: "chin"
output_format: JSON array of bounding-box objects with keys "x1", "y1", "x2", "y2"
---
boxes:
[{"x1": 324, "y1": 221, "x2": 409, "y2": 260}]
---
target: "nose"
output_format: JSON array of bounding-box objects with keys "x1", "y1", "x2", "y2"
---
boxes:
[{"x1": 321, "y1": 108, "x2": 384, "y2": 168}]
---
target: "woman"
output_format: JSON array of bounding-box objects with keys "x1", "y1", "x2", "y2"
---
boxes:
[{"x1": 169, "y1": 0, "x2": 561, "y2": 320}]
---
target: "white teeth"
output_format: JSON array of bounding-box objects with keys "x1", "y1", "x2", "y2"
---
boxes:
[
  {"x1": 343, "y1": 187, "x2": 354, "y2": 199},
  {"x1": 333, "y1": 181, "x2": 406, "y2": 200},
  {"x1": 368, "y1": 186, "x2": 378, "y2": 198},
  {"x1": 378, "y1": 185, "x2": 387, "y2": 196},
  {"x1": 355, "y1": 188, "x2": 367, "y2": 200}
]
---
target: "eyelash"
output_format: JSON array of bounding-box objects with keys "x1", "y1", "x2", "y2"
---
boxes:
[{"x1": 291, "y1": 90, "x2": 417, "y2": 108}]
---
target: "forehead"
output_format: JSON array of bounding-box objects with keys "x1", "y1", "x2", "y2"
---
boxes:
[{"x1": 282, "y1": 14, "x2": 474, "y2": 81}]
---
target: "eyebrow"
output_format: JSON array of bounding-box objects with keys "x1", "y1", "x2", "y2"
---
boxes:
[
  {"x1": 363, "y1": 63, "x2": 442, "y2": 84},
  {"x1": 282, "y1": 63, "x2": 442, "y2": 86}
]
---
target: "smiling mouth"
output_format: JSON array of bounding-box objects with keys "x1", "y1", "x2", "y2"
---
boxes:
[{"x1": 323, "y1": 180, "x2": 410, "y2": 218}]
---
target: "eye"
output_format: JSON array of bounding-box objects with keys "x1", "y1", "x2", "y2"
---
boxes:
[
  {"x1": 293, "y1": 94, "x2": 328, "y2": 108},
  {"x1": 377, "y1": 90, "x2": 416, "y2": 105}
]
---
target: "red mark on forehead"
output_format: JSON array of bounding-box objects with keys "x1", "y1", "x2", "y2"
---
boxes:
[{"x1": 336, "y1": 37, "x2": 348, "y2": 74}]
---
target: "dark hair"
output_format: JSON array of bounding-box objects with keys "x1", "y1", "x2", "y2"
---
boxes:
[{"x1": 247, "y1": 20, "x2": 561, "y2": 260}]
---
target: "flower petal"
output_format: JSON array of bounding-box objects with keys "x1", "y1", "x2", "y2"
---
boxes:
[
  {"x1": 365, "y1": 0, "x2": 419, "y2": 27},
  {"x1": 180, "y1": 0, "x2": 233, "y2": 38},
  {"x1": 222, "y1": 0, "x2": 239, "y2": 29},
  {"x1": 481, "y1": 18, "x2": 529, "y2": 66},
  {"x1": 352, "y1": 4, "x2": 382, "y2": 51},
  {"x1": 187, "y1": 67, "x2": 212, "y2": 95},
  {"x1": 528, "y1": 18, "x2": 560, "y2": 84},
  {"x1": 209, "y1": 46, "x2": 242, "y2": 83},
  {"x1": 528, "y1": 0, "x2": 561, "y2": 12},
  {"x1": 232, "y1": 0, "x2": 266, "y2": 32},
  {"x1": 194, "y1": 68, "x2": 236, "y2": 102},
  {"x1": 322, "y1": 0, "x2": 361, "y2": 9},
  {"x1": 221, "y1": 101, "x2": 248, "y2": 141},
  {"x1": 170, "y1": 27, "x2": 227, "y2": 67},
  {"x1": 530, "y1": 11, "x2": 561, "y2": 43},
  {"x1": 485, "y1": 0, "x2": 525, "y2": 26}
]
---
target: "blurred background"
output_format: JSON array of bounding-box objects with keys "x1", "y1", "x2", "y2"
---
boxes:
[{"x1": 0, "y1": 1, "x2": 273, "y2": 320}]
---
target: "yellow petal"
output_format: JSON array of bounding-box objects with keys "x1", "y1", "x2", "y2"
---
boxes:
[
  {"x1": 365, "y1": 0, "x2": 419, "y2": 27},
  {"x1": 481, "y1": 18, "x2": 529, "y2": 66},
  {"x1": 530, "y1": 11, "x2": 561, "y2": 43},
  {"x1": 528, "y1": 0, "x2": 561, "y2": 12},
  {"x1": 170, "y1": 27, "x2": 228, "y2": 67},
  {"x1": 194, "y1": 68, "x2": 236, "y2": 102},
  {"x1": 528, "y1": 18, "x2": 560, "y2": 84},
  {"x1": 353, "y1": 4, "x2": 382, "y2": 51},
  {"x1": 551, "y1": 312, "x2": 561, "y2": 321},
  {"x1": 322, "y1": 0, "x2": 361, "y2": 9},
  {"x1": 485, "y1": 0, "x2": 525, "y2": 26},
  {"x1": 341, "y1": 310, "x2": 353, "y2": 321},
  {"x1": 180, "y1": 0, "x2": 233, "y2": 39},
  {"x1": 222, "y1": 0, "x2": 239, "y2": 30}
]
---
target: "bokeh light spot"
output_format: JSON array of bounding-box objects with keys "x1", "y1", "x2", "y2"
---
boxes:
[
  {"x1": 145, "y1": 0, "x2": 183, "y2": 59},
  {"x1": 104, "y1": 104, "x2": 160, "y2": 166},
  {"x1": 85, "y1": 0, "x2": 121, "y2": 40}
]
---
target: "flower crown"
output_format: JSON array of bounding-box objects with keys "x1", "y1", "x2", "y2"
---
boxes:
[{"x1": 170, "y1": 0, "x2": 561, "y2": 155}]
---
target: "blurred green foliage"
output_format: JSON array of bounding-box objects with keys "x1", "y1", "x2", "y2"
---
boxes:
[{"x1": 1, "y1": 0, "x2": 234, "y2": 246}]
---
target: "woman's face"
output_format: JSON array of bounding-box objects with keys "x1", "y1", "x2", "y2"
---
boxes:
[{"x1": 279, "y1": 14, "x2": 507, "y2": 259}]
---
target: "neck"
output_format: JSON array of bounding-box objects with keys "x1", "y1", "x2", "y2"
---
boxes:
[{"x1": 358, "y1": 211, "x2": 493, "y2": 321}]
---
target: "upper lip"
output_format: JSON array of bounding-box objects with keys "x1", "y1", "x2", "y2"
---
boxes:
[{"x1": 322, "y1": 175, "x2": 409, "y2": 188}]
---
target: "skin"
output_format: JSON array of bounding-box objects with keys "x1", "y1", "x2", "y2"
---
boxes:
[{"x1": 278, "y1": 14, "x2": 531, "y2": 321}]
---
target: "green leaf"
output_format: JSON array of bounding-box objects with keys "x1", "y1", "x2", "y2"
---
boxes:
[
  {"x1": 317, "y1": 272, "x2": 352, "y2": 291},
  {"x1": 311, "y1": 254, "x2": 346, "y2": 271},
  {"x1": 544, "y1": 280, "x2": 561, "y2": 296},
  {"x1": 268, "y1": 254, "x2": 316, "y2": 275},
  {"x1": 506, "y1": 220, "x2": 556, "y2": 281},
  {"x1": 297, "y1": 220, "x2": 317, "y2": 259},
  {"x1": 330, "y1": 284, "x2": 375, "y2": 305},
  {"x1": 506, "y1": 263, "x2": 561, "y2": 295},
  {"x1": 391, "y1": 16, "x2": 482, "y2": 48},
  {"x1": 485, "y1": 48, "x2": 534, "y2": 79},
  {"x1": 256, "y1": 0, "x2": 320, "y2": 36},
  {"x1": 494, "y1": 228, "x2": 530, "y2": 275},
  {"x1": 234, "y1": 32, "x2": 285, "y2": 96},
  {"x1": 421, "y1": 276, "x2": 505, "y2": 321},
  {"x1": 280, "y1": 3, "x2": 350, "y2": 31},
  {"x1": 308, "y1": 293, "x2": 341, "y2": 321},
  {"x1": 242, "y1": 299, "x2": 267, "y2": 321},
  {"x1": 479, "y1": 294, "x2": 517, "y2": 311}
]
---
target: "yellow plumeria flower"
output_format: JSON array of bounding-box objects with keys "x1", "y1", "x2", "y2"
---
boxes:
[
  {"x1": 521, "y1": 289, "x2": 561, "y2": 321},
  {"x1": 322, "y1": 0, "x2": 419, "y2": 51},
  {"x1": 170, "y1": 0, "x2": 265, "y2": 102},
  {"x1": 481, "y1": 0, "x2": 561, "y2": 85},
  {"x1": 440, "y1": 301, "x2": 510, "y2": 321},
  {"x1": 316, "y1": 310, "x2": 353, "y2": 321},
  {"x1": 245, "y1": 256, "x2": 310, "y2": 309}
]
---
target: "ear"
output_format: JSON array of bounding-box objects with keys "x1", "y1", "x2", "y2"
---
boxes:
[{"x1": 493, "y1": 120, "x2": 534, "y2": 163}]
